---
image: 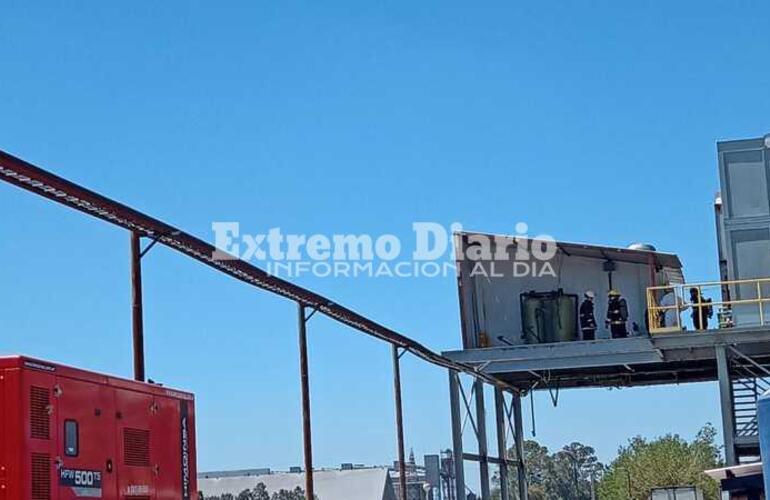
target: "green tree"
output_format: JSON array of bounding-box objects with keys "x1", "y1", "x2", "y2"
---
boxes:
[
  {"x1": 597, "y1": 424, "x2": 722, "y2": 500},
  {"x1": 493, "y1": 440, "x2": 602, "y2": 500},
  {"x1": 271, "y1": 488, "x2": 305, "y2": 500},
  {"x1": 237, "y1": 489, "x2": 254, "y2": 500},
  {"x1": 252, "y1": 483, "x2": 271, "y2": 500},
  {"x1": 547, "y1": 442, "x2": 602, "y2": 499},
  {"x1": 269, "y1": 486, "x2": 317, "y2": 500}
]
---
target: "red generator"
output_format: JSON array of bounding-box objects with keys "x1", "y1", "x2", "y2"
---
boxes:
[{"x1": 0, "y1": 356, "x2": 197, "y2": 500}]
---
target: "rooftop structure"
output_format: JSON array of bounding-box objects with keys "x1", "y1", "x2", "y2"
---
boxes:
[{"x1": 198, "y1": 468, "x2": 397, "y2": 500}]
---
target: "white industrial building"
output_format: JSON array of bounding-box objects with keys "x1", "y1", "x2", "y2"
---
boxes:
[{"x1": 198, "y1": 467, "x2": 397, "y2": 500}]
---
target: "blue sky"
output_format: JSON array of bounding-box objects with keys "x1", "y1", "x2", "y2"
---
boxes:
[{"x1": 1, "y1": 0, "x2": 769, "y2": 487}]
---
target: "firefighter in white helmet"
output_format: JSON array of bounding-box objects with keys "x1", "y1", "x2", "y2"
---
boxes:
[
  {"x1": 579, "y1": 290, "x2": 597, "y2": 340},
  {"x1": 605, "y1": 289, "x2": 629, "y2": 338}
]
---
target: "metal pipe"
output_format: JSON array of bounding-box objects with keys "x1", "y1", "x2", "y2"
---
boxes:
[
  {"x1": 512, "y1": 393, "x2": 528, "y2": 500},
  {"x1": 130, "y1": 232, "x2": 145, "y2": 382},
  {"x1": 448, "y1": 370, "x2": 466, "y2": 499},
  {"x1": 392, "y1": 346, "x2": 408, "y2": 500},
  {"x1": 474, "y1": 380, "x2": 490, "y2": 500},
  {"x1": 0, "y1": 149, "x2": 518, "y2": 393},
  {"x1": 298, "y1": 304, "x2": 315, "y2": 498},
  {"x1": 494, "y1": 389, "x2": 510, "y2": 500}
]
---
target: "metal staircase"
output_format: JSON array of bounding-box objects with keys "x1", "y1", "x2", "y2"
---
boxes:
[{"x1": 729, "y1": 349, "x2": 770, "y2": 461}]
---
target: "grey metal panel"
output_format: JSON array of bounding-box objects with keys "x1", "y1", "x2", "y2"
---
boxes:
[
  {"x1": 718, "y1": 137, "x2": 766, "y2": 152},
  {"x1": 655, "y1": 327, "x2": 770, "y2": 350},
  {"x1": 480, "y1": 351, "x2": 663, "y2": 373},
  {"x1": 719, "y1": 223, "x2": 770, "y2": 324},
  {"x1": 727, "y1": 227, "x2": 770, "y2": 326},
  {"x1": 455, "y1": 233, "x2": 479, "y2": 349},
  {"x1": 445, "y1": 337, "x2": 663, "y2": 372},
  {"x1": 444, "y1": 337, "x2": 658, "y2": 363},
  {"x1": 443, "y1": 328, "x2": 770, "y2": 384},
  {"x1": 424, "y1": 455, "x2": 440, "y2": 489},
  {"x1": 721, "y1": 149, "x2": 770, "y2": 218},
  {"x1": 730, "y1": 228, "x2": 770, "y2": 287}
]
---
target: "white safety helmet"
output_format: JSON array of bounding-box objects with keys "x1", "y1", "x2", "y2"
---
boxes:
[{"x1": 585, "y1": 290, "x2": 595, "y2": 299}]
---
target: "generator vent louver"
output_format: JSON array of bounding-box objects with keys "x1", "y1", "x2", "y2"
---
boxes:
[
  {"x1": 30, "y1": 386, "x2": 50, "y2": 440},
  {"x1": 123, "y1": 428, "x2": 151, "y2": 466},
  {"x1": 31, "y1": 453, "x2": 51, "y2": 500}
]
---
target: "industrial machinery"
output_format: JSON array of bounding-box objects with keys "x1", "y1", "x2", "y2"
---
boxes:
[
  {"x1": 520, "y1": 289, "x2": 578, "y2": 344},
  {"x1": 0, "y1": 355, "x2": 196, "y2": 500}
]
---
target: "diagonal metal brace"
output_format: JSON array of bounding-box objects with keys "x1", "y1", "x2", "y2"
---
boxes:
[
  {"x1": 458, "y1": 377, "x2": 479, "y2": 439},
  {"x1": 728, "y1": 344, "x2": 770, "y2": 378}
]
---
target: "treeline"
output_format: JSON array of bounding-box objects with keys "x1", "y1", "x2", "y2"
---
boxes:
[
  {"x1": 493, "y1": 424, "x2": 723, "y2": 500},
  {"x1": 493, "y1": 441, "x2": 603, "y2": 500}
]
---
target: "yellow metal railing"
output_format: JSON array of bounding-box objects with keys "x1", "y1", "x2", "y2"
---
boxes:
[{"x1": 646, "y1": 277, "x2": 770, "y2": 335}]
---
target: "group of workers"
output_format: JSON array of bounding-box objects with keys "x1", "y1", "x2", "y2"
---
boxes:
[
  {"x1": 577, "y1": 288, "x2": 713, "y2": 340},
  {"x1": 658, "y1": 287, "x2": 714, "y2": 330},
  {"x1": 578, "y1": 289, "x2": 629, "y2": 340}
]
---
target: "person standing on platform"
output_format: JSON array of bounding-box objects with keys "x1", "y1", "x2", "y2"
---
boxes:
[
  {"x1": 605, "y1": 289, "x2": 629, "y2": 338},
  {"x1": 579, "y1": 290, "x2": 598, "y2": 340},
  {"x1": 689, "y1": 287, "x2": 713, "y2": 330}
]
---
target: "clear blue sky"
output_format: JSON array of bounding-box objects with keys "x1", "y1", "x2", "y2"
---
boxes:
[{"x1": 1, "y1": 0, "x2": 769, "y2": 484}]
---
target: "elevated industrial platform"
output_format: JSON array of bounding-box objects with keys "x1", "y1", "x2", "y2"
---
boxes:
[
  {"x1": 443, "y1": 327, "x2": 770, "y2": 389},
  {"x1": 439, "y1": 137, "x2": 770, "y2": 498},
  {"x1": 446, "y1": 325, "x2": 770, "y2": 468}
]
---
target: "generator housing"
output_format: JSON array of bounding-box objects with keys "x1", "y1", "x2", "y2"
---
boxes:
[{"x1": 0, "y1": 356, "x2": 197, "y2": 500}]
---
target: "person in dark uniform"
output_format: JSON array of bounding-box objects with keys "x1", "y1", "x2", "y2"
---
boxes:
[
  {"x1": 579, "y1": 290, "x2": 597, "y2": 340},
  {"x1": 605, "y1": 289, "x2": 629, "y2": 338},
  {"x1": 689, "y1": 287, "x2": 713, "y2": 331}
]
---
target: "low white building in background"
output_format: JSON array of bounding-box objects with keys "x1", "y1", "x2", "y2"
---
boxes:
[{"x1": 199, "y1": 467, "x2": 397, "y2": 500}]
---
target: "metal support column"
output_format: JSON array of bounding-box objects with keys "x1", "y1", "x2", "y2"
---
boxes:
[
  {"x1": 298, "y1": 304, "x2": 315, "y2": 498},
  {"x1": 448, "y1": 370, "x2": 466, "y2": 499},
  {"x1": 130, "y1": 232, "x2": 145, "y2": 382},
  {"x1": 512, "y1": 393, "x2": 528, "y2": 500},
  {"x1": 475, "y1": 380, "x2": 491, "y2": 500},
  {"x1": 494, "y1": 389, "x2": 510, "y2": 500},
  {"x1": 392, "y1": 346, "x2": 408, "y2": 500},
  {"x1": 716, "y1": 344, "x2": 737, "y2": 465}
]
